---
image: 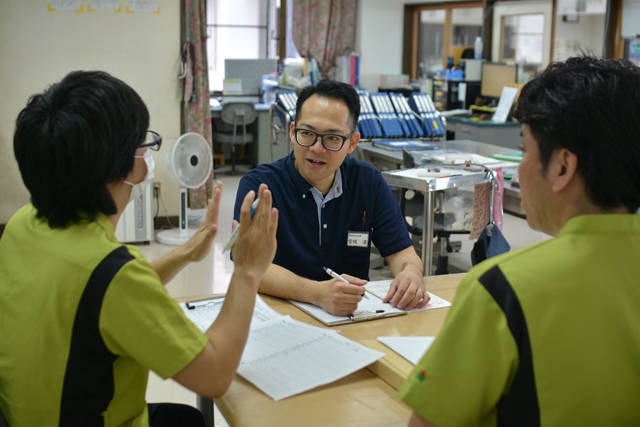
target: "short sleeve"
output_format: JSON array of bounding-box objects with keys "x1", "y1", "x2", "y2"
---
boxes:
[
  {"x1": 398, "y1": 274, "x2": 519, "y2": 427},
  {"x1": 99, "y1": 253, "x2": 208, "y2": 380}
]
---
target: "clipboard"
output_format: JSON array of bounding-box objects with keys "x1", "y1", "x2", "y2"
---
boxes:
[{"x1": 288, "y1": 297, "x2": 407, "y2": 327}]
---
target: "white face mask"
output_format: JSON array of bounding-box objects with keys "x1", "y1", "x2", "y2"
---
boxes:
[{"x1": 124, "y1": 149, "x2": 155, "y2": 203}]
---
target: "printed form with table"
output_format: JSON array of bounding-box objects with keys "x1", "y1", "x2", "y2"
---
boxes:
[{"x1": 180, "y1": 280, "x2": 451, "y2": 401}]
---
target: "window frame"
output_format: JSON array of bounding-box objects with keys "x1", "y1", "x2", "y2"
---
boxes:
[
  {"x1": 492, "y1": 0, "x2": 554, "y2": 71},
  {"x1": 405, "y1": 1, "x2": 483, "y2": 79},
  {"x1": 205, "y1": 0, "x2": 278, "y2": 92}
]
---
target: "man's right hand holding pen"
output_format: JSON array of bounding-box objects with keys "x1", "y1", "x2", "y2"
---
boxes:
[{"x1": 308, "y1": 269, "x2": 369, "y2": 317}]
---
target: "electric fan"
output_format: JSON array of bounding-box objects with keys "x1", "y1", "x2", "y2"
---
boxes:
[{"x1": 156, "y1": 133, "x2": 213, "y2": 246}]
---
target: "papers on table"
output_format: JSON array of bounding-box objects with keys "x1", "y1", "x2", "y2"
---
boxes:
[
  {"x1": 238, "y1": 316, "x2": 384, "y2": 401},
  {"x1": 179, "y1": 295, "x2": 282, "y2": 332},
  {"x1": 377, "y1": 336, "x2": 436, "y2": 365},
  {"x1": 288, "y1": 280, "x2": 451, "y2": 326},
  {"x1": 180, "y1": 295, "x2": 384, "y2": 401},
  {"x1": 364, "y1": 280, "x2": 452, "y2": 311}
]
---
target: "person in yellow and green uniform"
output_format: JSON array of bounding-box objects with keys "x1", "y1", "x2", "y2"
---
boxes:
[
  {"x1": 400, "y1": 56, "x2": 640, "y2": 427},
  {"x1": 0, "y1": 71, "x2": 279, "y2": 427}
]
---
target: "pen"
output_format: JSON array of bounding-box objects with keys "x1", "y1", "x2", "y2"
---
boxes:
[
  {"x1": 186, "y1": 299, "x2": 222, "y2": 310},
  {"x1": 362, "y1": 211, "x2": 367, "y2": 230},
  {"x1": 223, "y1": 198, "x2": 260, "y2": 253},
  {"x1": 323, "y1": 267, "x2": 369, "y2": 299}
]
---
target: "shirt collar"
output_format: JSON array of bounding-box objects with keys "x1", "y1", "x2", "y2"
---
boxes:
[
  {"x1": 556, "y1": 213, "x2": 640, "y2": 238},
  {"x1": 286, "y1": 152, "x2": 350, "y2": 197}
]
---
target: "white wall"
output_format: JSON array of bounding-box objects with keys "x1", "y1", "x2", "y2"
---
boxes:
[
  {"x1": 356, "y1": 0, "x2": 476, "y2": 92},
  {"x1": 356, "y1": 0, "x2": 608, "y2": 93},
  {"x1": 0, "y1": 0, "x2": 182, "y2": 224},
  {"x1": 492, "y1": 0, "x2": 554, "y2": 69},
  {"x1": 554, "y1": 14, "x2": 605, "y2": 60}
]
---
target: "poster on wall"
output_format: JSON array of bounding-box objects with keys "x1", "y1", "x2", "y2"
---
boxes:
[
  {"x1": 127, "y1": 0, "x2": 160, "y2": 12},
  {"x1": 88, "y1": 0, "x2": 120, "y2": 11},
  {"x1": 48, "y1": 1, "x2": 160, "y2": 13},
  {"x1": 48, "y1": 0, "x2": 83, "y2": 10}
]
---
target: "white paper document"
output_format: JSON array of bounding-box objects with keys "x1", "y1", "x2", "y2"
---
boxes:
[
  {"x1": 180, "y1": 295, "x2": 282, "y2": 332},
  {"x1": 491, "y1": 86, "x2": 519, "y2": 123},
  {"x1": 238, "y1": 316, "x2": 385, "y2": 401},
  {"x1": 365, "y1": 280, "x2": 452, "y2": 311},
  {"x1": 378, "y1": 336, "x2": 436, "y2": 365}
]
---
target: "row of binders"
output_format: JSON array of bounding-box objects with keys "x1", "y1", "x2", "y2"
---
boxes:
[
  {"x1": 274, "y1": 90, "x2": 298, "y2": 129},
  {"x1": 356, "y1": 89, "x2": 445, "y2": 140},
  {"x1": 274, "y1": 89, "x2": 445, "y2": 140}
]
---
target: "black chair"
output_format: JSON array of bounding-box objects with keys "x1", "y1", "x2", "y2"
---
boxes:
[
  {"x1": 399, "y1": 148, "x2": 471, "y2": 275},
  {"x1": 213, "y1": 102, "x2": 257, "y2": 175}
]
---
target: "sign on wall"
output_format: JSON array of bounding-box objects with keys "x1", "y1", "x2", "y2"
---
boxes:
[{"x1": 47, "y1": 0, "x2": 160, "y2": 13}]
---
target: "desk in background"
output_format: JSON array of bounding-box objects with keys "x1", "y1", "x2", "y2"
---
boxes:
[
  {"x1": 179, "y1": 273, "x2": 465, "y2": 427},
  {"x1": 357, "y1": 140, "x2": 523, "y2": 217},
  {"x1": 357, "y1": 140, "x2": 524, "y2": 274},
  {"x1": 445, "y1": 116, "x2": 521, "y2": 150},
  {"x1": 210, "y1": 103, "x2": 291, "y2": 168}
]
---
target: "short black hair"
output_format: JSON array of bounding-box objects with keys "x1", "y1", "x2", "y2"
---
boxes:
[
  {"x1": 513, "y1": 56, "x2": 640, "y2": 212},
  {"x1": 295, "y1": 79, "x2": 360, "y2": 131},
  {"x1": 13, "y1": 71, "x2": 149, "y2": 228}
]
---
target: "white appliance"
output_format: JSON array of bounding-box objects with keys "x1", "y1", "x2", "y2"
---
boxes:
[
  {"x1": 157, "y1": 133, "x2": 213, "y2": 246},
  {"x1": 115, "y1": 185, "x2": 154, "y2": 243},
  {"x1": 461, "y1": 59, "x2": 482, "y2": 81}
]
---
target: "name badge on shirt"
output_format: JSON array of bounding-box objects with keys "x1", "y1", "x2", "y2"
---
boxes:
[{"x1": 347, "y1": 231, "x2": 370, "y2": 248}]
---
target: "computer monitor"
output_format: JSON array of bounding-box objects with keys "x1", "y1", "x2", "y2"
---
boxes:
[
  {"x1": 225, "y1": 59, "x2": 277, "y2": 96},
  {"x1": 480, "y1": 62, "x2": 518, "y2": 98}
]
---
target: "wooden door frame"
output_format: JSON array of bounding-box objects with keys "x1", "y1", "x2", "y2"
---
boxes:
[{"x1": 404, "y1": 2, "x2": 483, "y2": 79}]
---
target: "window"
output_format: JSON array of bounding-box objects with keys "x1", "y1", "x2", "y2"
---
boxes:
[
  {"x1": 554, "y1": 0, "x2": 607, "y2": 61},
  {"x1": 206, "y1": 0, "x2": 278, "y2": 92},
  {"x1": 408, "y1": 3, "x2": 483, "y2": 79},
  {"x1": 500, "y1": 13, "x2": 544, "y2": 76},
  {"x1": 491, "y1": 0, "x2": 553, "y2": 80}
]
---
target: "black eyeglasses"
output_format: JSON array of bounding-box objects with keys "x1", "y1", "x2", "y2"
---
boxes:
[
  {"x1": 139, "y1": 130, "x2": 162, "y2": 151},
  {"x1": 293, "y1": 128, "x2": 354, "y2": 152}
]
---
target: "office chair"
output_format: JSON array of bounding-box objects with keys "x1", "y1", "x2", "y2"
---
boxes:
[
  {"x1": 399, "y1": 148, "x2": 470, "y2": 275},
  {"x1": 213, "y1": 102, "x2": 257, "y2": 175}
]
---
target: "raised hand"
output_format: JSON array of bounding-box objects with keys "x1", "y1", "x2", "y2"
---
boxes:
[{"x1": 231, "y1": 184, "x2": 278, "y2": 280}]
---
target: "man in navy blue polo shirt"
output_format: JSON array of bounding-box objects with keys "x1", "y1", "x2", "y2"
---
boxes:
[{"x1": 233, "y1": 79, "x2": 427, "y2": 316}]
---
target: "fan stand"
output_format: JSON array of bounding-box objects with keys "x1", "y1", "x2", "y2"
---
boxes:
[{"x1": 156, "y1": 187, "x2": 197, "y2": 246}]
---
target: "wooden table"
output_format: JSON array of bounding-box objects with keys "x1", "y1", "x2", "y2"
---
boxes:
[{"x1": 186, "y1": 273, "x2": 465, "y2": 427}]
